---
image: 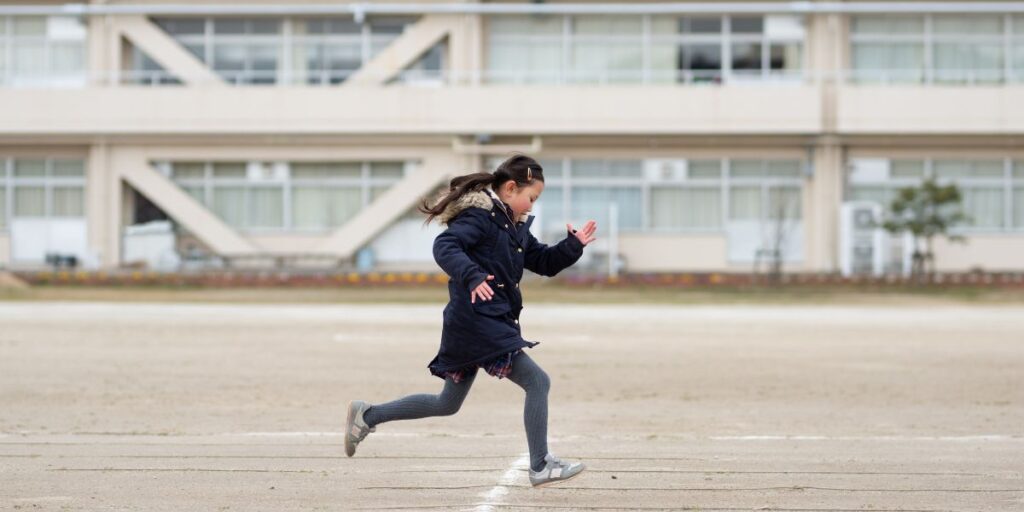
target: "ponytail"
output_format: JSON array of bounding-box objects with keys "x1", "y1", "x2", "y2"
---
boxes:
[{"x1": 419, "y1": 154, "x2": 545, "y2": 224}]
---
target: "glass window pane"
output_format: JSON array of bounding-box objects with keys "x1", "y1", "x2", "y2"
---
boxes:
[
  {"x1": 851, "y1": 16, "x2": 924, "y2": 35},
  {"x1": 248, "y1": 187, "x2": 283, "y2": 228},
  {"x1": 962, "y1": 187, "x2": 1004, "y2": 228},
  {"x1": 679, "y1": 43, "x2": 722, "y2": 82},
  {"x1": 730, "y1": 17, "x2": 763, "y2": 34},
  {"x1": 536, "y1": 185, "x2": 563, "y2": 232},
  {"x1": 250, "y1": 43, "x2": 280, "y2": 76},
  {"x1": 13, "y1": 17, "x2": 46, "y2": 36},
  {"x1": 571, "y1": 160, "x2": 642, "y2": 179},
  {"x1": 731, "y1": 43, "x2": 763, "y2": 72},
  {"x1": 173, "y1": 163, "x2": 206, "y2": 180},
  {"x1": 851, "y1": 42, "x2": 925, "y2": 82},
  {"x1": 607, "y1": 160, "x2": 642, "y2": 178},
  {"x1": 214, "y1": 19, "x2": 246, "y2": 35},
  {"x1": 849, "y1": 186, "x2": 891, "y2": 205},
  {"x1": 50, "y1": 42, "x2": 85, "y2": 75},
  {"x1": 14, "y1": 159, "x2": 45, "y2": 177},
  {"x1": 14, "y1": 186, "x2": 46, "y2": 216},
  {"x1": 730, "y1": 160, "x2": 763, "y2": 178},
  {"x1": 52, "y1": 186, "x2": 84, "y2": 216},
  {"x1": 52, "y1": 159, "x2": 85, "y2": 177},
  {"x1": 370, "y1": 162, "x2": 404, "y2": 180},
  {"x1": 212, "y1": 163, "x2": 246, "y2": 179},
  {"x1": 574, "y1": 16, "x2": 641, "y2": 36},
  {"x1": 12, "y1": 42, "x2": 45, "y2": 76},
  {"x1": 213, "y1": 44, "x2": 246, "y2": 72},
  {"x1": 292, "y1": 186, "x2": 362, "y2": 229},
  {"x1": 769, "y1": 43, "x2": 802, "y2": 75},
  {"x1": 212, "y1": 186, "x2": 246, "y2": 227},
  {"x1": 369, "y1": 18, "x2": 411, "y2": 36},
  {"x1": 729, "y1": 186, "x2": 761, "y2": 220},
  {"x1": 181, "y1": 185, "x2": 205, "y2": 205},
  {"x1": 291, "y1": 162, "x2": 361, "y2": 180},
  {"x1": 767, "y1": 186, "x2": 801, "y2": 220},
  {"x1": 891, "y1": 160, "x2": 925, "y2": 179},
  {"x1": 155, "y1": 19, "x2": 205, "y2": 36},
  {"x1": 0, "y1": 186, "x2": 6, "y2": 228},
  {"x1": 688, "y1": 160, "x2": 722, "y2": 180},
  {"x1": 934, "y1": 43, "x2": 1003, "y2": 83},
  {"x1": 570, "y1": 186, "x2": 641, "y2": 229},
  {"x1": 766, "y1": 160, "x2": 801, "y2": 178},
  {"x1": 971, "y1": 160, "x2": 1004, "y2": 178},
  {"x1": 1014, "y1": 186, "x2": 1024, "y2": 228},
  {"x1": 649, "y1": 42, "x2": 678, "y2": 83},
  {"x1": 538, "y1": 159, "x2": 563, "y2": 179},
  {"x1": 934, "y1": 160, "x2": 969, "y2": 179},
  {"x1": 1015, "y1": 160, "x2": 1024, "y2": 179},
  {"x1": 679, "y1": 17, "x2": 722, "y2": 34},
  {"x1": 933, "y1": 15, "x2": 1002, "y2": 35},
  {"x1": 251, "y1": 19, "x2": 281, "y2": 35},
  {"x1": 650, "y1": 187, "x2": 721, "y2": 229}
]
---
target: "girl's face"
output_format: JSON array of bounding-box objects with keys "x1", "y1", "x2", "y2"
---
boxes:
[{"x1": 498, "y1": 180, "x2": 545, "y2": 220}]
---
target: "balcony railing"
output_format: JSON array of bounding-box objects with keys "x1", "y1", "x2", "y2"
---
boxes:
[{"x1": 4, "y1": 68, "x2": 1024, "y2": 88}]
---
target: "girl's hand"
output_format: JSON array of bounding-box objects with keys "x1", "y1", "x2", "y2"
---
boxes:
[
  {"x1": 567, "y1": 221, "x2": 598, "y2": 246},
  {"x1": 471, "y1": 275, "x2": 495, "y2": 303}
]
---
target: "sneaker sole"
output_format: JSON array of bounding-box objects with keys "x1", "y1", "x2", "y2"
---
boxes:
[
  {"x1": 531, "y1": 465, "x2": 585, "y2": 488},
  {"x1": 344, "y1": 400, "x2": 358, "y2": 457}
]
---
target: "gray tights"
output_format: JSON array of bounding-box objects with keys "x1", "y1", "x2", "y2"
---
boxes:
[{"x1": 361, "y1": 351, "x2": 551, "y2": 472}]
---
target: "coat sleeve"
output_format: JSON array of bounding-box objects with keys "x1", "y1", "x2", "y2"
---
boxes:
[
  {"x1": 433, "y1": 209, "x2": 492, "y2": 292},
  {"x1": 524, "y1": 227, "x2": 585, "y2": 277}
]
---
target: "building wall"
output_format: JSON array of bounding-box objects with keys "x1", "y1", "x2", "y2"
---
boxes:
[{"x1": 1, "y1": 2, "x2": 1023, "y2": 274}]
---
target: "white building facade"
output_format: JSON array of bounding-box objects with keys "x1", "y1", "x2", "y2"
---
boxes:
[{"x1": 1, "y1": 1, "x2": 1023, "y2": 274}]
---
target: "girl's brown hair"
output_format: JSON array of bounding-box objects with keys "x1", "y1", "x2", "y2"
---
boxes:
[{"x1": 419, "y1": 154, "x2": 545, "y2": 224}]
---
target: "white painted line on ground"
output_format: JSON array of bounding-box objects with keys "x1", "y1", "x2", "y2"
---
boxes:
[
  {"x1": 709, "y1": 435, "x2": 1023, "y2": 442},
  {"x1": 236, "y1": 432, "x2": 519, "y2": 439},
  {"x1": 12, "y1": 497, "x2": 72, "y2": 502},
  {"x1": 474, "y1": 453, "x2": 529, "y2": 512},
  {"x1": 2, "y1": 431, "x2": 1020, "y2": 442}
]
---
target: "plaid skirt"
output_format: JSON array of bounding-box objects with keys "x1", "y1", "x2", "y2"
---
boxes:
[{"x1": 431, "y1": 349, "x2": 522, "y2": 384}]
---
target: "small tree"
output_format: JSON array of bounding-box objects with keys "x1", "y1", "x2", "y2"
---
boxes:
[{"x1": 880, "y1": 178, "x2": 968, "y2": 279}]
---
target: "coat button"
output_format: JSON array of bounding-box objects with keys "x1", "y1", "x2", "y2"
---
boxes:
[
  {"x1": 514, "y1": 319, "x2": 519, "y2": 324},
  {"x1": 515, "y1": 282, "x2": 519, "y2": 288},
  {"x1": 504, "y1": 223, "x2": 508, "y2": 228},
  {"x1": 491, "y1": 212, "x2": 495, "y2": 216},
  {"x1": 517, "y1": 248, "x2": 523, "y2": 253}
]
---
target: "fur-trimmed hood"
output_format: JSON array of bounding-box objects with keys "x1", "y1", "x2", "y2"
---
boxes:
[{"x1": 434, "y1": 188, "x2": 529, "y2": 225}]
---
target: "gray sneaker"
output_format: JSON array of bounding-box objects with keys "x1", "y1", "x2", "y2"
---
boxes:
[
  {"x1": 528, "y1": 454, "x2": 585, "y2": 487},
  {"x1": 344, "y1": 400, "x2": 375, "y2": 457}
]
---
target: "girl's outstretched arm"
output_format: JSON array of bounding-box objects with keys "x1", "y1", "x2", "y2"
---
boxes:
[
  {"x1": 433, "y1": 209, "x2": 491, "y2": 292},
  {"x1": 524, "y1": 221, "x2": 597, "y2": 277}
]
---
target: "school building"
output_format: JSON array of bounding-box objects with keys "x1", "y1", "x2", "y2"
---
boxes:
[{"x1": 1, "y1": 1, "x2": 1023, "y2": 275}]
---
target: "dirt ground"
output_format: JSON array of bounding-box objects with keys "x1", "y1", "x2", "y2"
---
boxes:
[{"x1": 1, "y1": 299, "x2": 1022, "y2": 511}]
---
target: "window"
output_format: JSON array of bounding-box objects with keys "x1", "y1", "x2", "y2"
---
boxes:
[
  {"x1": 848, "y1": 158, "x2": 1022, "y2": 232},
  {"x1": 850, "y1": 16, "x2": 925, "y2": 83},
  {"x1": 536, "y1": 158, "x2": 802, "y2": 236},
  {"x1": 932, "y1": 15, "x2": 1004, "y2": 84},
  {"x1": 0, "y1": 157, "x2": 86, "y2": 224},
  {"x1": 851, "y1": 14, "x2": 1018, "y2": 84},
  {"x1": 488, "y1": 14, "x2": 804, "y2": 85},
  {"x1": 487, "y1": 16, "x2": 564, "y2": 84},
  {"x1": 1014, "y1": 161, "x2": 1024, "y2": 228},
  {"x1": 569, "y1": 16, "x2": 643, "y2": 84},
  {"x1": 1, "y1": 16, "x2": 86, "y2": 86},
  {"x1": 150, "y1": 17, "x2": 413, "y2": 85},
  {"x1": 164, "y1": 160, "x2": 407, "y2": 231}
]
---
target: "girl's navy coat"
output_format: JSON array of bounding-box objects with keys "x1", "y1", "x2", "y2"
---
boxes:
[{"x1": 427, "y1": 189, "x2": 584, "y2": 378}]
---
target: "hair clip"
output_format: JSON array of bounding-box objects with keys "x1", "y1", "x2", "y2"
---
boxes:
[{"x1": 526, "y1": 167, "x2": 533, "y2": 180}]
